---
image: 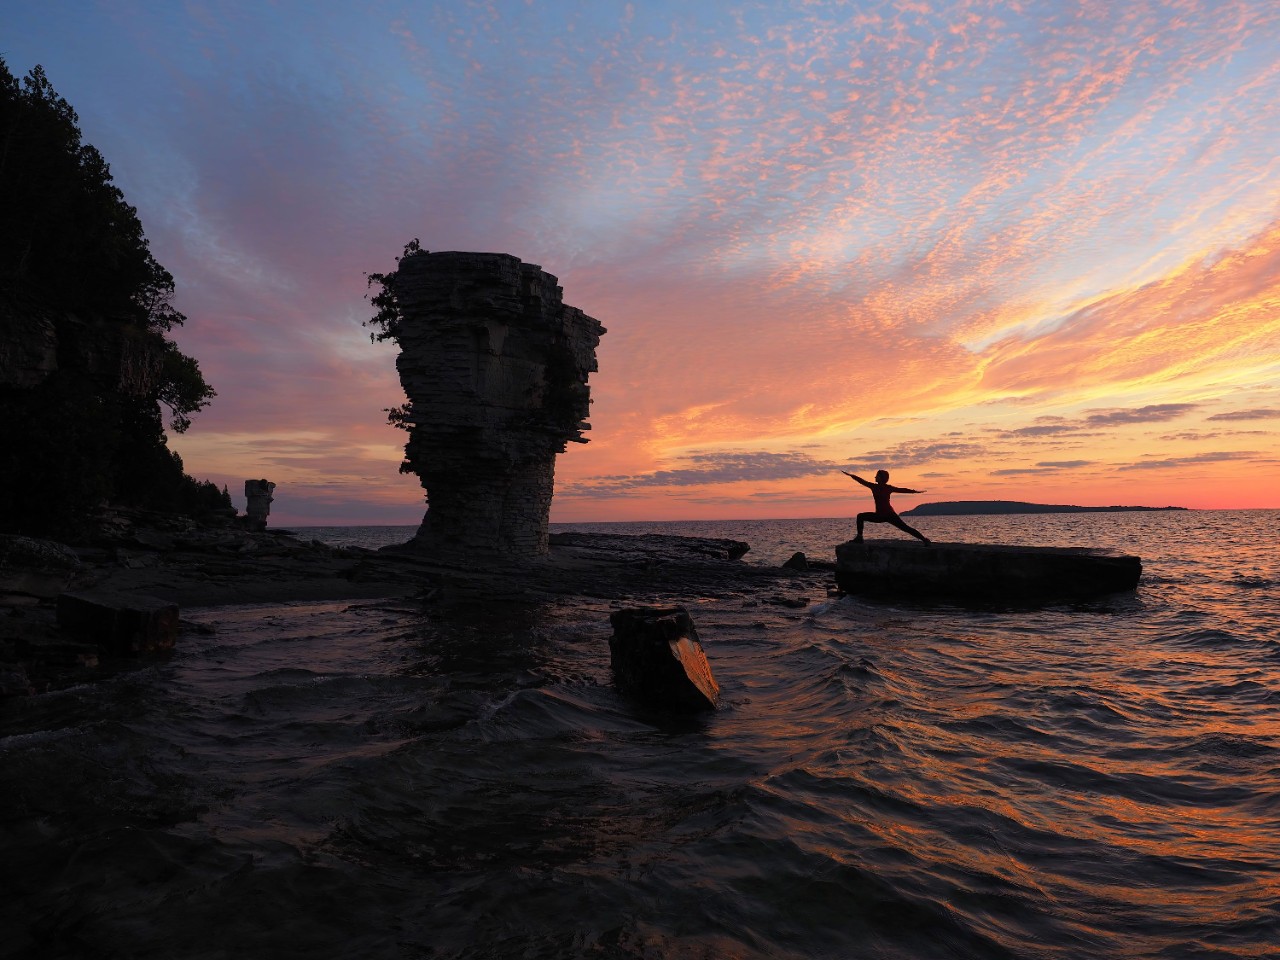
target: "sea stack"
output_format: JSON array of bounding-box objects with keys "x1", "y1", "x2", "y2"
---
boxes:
[
  {"x1": 389, "y1": 252, "x2": 605, "y2": 562},
  {"x1": 244, "y1": 479, "x2": 275, "y2": 531}
]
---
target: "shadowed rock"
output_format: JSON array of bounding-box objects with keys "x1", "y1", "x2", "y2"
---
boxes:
[
  {"x1": 388, "y1": 251, "x2": 605, "y2": 563},
  {"x1": 548, "y1": 531, "x2": 749, "y2": 562},
  {"x1": 0, "y1": 535, "x2": 80, "y2": 602},
  {"x1": 608, "y1": 606, "x2": 720, "y2": 711},
  {"x1": 835, "y1": 539, "x2": 1141, "y2": 605},
  {"x1": 57, "y1": 591, "x2": 179, "y2": 656},
  {"x1": 244, "y1": 479, "x2": 275, "y2": 531}
]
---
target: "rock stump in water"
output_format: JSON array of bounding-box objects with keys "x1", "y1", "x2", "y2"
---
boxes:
[
  {"x1": 608, "y1": 606, "x2": 719, "y2": 711},
  {"x1": 387, "y1": 252, "x2": 605, "y2": 562}
]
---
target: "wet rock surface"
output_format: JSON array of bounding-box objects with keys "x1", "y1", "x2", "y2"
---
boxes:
[
  {"x1": 0, "y1": 513, "x2": 831, "y2": 696},
  {"x1": 547, "y1": 531, "x2": 750, "y2": 562}
]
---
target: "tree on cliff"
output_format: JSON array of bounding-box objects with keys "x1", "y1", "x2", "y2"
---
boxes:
[
  {"x1": 0, "y1": 58, "x2": 226, "y2": 536},
  {"x1": 365, "y1": 238, "x2": 420, "y2": 474}
]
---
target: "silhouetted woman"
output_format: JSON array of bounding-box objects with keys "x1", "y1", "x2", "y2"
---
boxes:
[{"x1": 843, "y1": 469, "x2": 930, "y2": 543}]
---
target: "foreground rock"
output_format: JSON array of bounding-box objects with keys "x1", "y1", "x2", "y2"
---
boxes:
[
  {"x1": 608, "y1": 606, "x2": 719, "y2": 711},
  {"x1": 57, "y1": 591, "x2": 179, "y2": 656},
  {"x1": 0, "y1": 517, "x2": 408, "y2": 695},
  {"x1": 835, "y1": 539, "x2": 1142, "y2": 604}
]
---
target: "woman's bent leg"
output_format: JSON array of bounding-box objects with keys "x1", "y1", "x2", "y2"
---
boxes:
[
  {"x1": 854, "y1": 511, "x2": 879, "y2": 541},
  {"x1": 889, "y1": 515, "x2": 929, "y2": 543}
]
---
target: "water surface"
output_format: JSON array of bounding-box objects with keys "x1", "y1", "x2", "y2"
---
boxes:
[{"x1": 3, "y1": 511, "x2": 1278, "y2": 958}]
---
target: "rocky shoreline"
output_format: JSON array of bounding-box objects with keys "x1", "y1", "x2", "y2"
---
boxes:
[{"x1": 1, "y1": 513, "x2": 836, "y2": 697}]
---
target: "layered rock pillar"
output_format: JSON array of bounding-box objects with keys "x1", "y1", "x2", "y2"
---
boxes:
[
  {"x1": 244, "y1": 479, "x2": 275, "y2": 531},
  {"x1": 389, "y1": 252, "x2": 605, "y2": 561}
]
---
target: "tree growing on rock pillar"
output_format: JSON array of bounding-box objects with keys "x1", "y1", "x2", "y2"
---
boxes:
[{"x1": 367, "y1": 245, "x2": 605, "y2": 561}]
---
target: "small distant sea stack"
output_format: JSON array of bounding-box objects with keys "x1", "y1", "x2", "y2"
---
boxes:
[{"x1": 384, "y1": 251, "x2": 605, "y2": 561}]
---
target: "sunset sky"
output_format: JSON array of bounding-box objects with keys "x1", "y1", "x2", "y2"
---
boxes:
[{"x1": 9, "y1": 1, "x2": 1280, "y2": 524}]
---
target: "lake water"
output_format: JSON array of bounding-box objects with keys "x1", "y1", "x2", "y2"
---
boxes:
[{"x1": 3, "y1": 511, "x2": 1278, "y2": 958}]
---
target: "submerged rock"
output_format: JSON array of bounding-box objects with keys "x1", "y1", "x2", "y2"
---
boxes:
[
  {"x1": 835, "y1": 539, "x2": 1141, "y2": 604},
  {"x1": 608, "y1": 606, "x2": 720, "y2": 711}
]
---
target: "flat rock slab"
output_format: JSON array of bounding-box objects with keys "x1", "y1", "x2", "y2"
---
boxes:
[
  {"x1": 57, "y1": 591, "x2": 179, "y2": 656},
  {"x1": 835, "y1": 539, "x2": 1141, "y2": 604},
  {"x1": 550, "y1": 532, "x2": 750, "y2": 563},
  {"x1": 608, "y1": 606, "x2": 720, "y2": 711}
]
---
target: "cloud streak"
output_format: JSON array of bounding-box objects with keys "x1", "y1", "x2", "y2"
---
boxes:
[
  {"x1": 1207, "y1": 408, "x2": 1280, "y2": 422},
  {"x1": 561, "y1": 450, "x2": 840, "y2": 498}
]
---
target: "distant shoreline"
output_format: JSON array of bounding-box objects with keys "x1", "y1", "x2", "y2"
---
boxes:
[{"x1": 902, "y1": 501, "x2": 1188, "y2": 517}]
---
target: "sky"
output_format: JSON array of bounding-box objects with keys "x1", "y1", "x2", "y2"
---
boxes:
[{"x1": 7, "y1": 0, "x2": 1280, "y2": 525}]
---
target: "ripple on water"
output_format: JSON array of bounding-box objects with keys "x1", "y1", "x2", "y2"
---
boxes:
[
  {"x1": 1230, "y1": 575, "x2": 1275, "y2": 589},
  {"x1": 4, "y1": 512, "x2": 1280, "y2": 959},
  {"x1": 1168, "y1": 627, "x2": 1247, "y2": 648}
]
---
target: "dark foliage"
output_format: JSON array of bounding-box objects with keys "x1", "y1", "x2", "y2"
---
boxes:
[
  {"x1": 0, "y1": 58, "x2": 224, "y2": 537},
  {"x1": 366, "y1": 240, "x2": 422, "y2": 474},
  {"x1": 364, "y1": 237, "x2": 421, "y2": 343}
]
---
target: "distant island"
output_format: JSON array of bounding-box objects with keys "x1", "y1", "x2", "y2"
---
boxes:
[{"x1": 902, "y1": 501, "x2": 1188, "y2": 517}]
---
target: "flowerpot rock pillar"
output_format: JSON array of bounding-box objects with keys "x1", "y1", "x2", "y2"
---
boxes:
[
  {"x1": 388, "y1": 251, "x2": 605, "y2": 561},
  {"x1": 244, "y1": 479, "x2": 275, "y2": 531}
]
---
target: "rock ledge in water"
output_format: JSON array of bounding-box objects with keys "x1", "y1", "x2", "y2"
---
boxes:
[
  {"x1": 835, "y1": 539, "x2": 1141, "y2": 604},
  {"x1": 608, "y1": 606, "x2": 720, "y2": 711}
]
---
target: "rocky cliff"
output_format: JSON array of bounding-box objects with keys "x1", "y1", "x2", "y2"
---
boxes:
[
  {"x1": 0, "y1": 290, "x2": 229, "y2": 536},
  {"x1": 0, "y1": 290, "x2": 165, "y2": 397},
  {"x1": 1, "y1": 58, "x2": 220, "y2": 538}
]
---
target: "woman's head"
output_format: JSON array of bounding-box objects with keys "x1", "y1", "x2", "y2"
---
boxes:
[{"x1": 875, "y1": 469, "x2": 889, "y2": 483}]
